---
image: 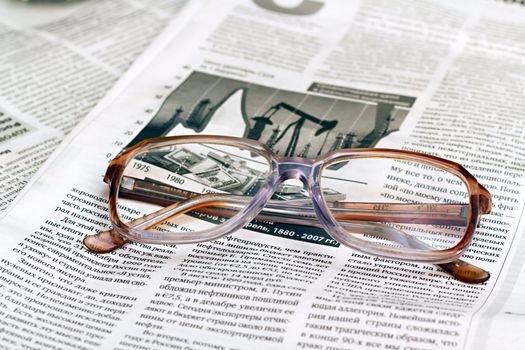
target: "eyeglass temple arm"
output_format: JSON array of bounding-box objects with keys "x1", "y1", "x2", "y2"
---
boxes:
[
  {"x1": 117, "y1": 178, "x2": 474, "y2": 225},
  {"x1": 84, "y1": 192, "x2": 489, "y2": 284}
]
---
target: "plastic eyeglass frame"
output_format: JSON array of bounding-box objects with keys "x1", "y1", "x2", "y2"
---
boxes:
[{"x1": 84, "y1": 135, "x2": 492, "y2": 283}]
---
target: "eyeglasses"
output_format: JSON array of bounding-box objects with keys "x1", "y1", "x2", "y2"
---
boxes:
[{"x1": 84, "y1": 135, "x2": 492, "y2": 283}]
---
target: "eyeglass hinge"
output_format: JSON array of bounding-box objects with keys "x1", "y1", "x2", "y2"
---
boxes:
[{"x1": 104, "y1": 163, "x2": 118, "y2": 184}]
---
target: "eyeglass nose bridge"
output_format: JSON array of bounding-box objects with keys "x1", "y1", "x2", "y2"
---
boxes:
[
  {"x1": 277, "y1": 157, "x2": 314, "y2": 184},
  {"x1": 275, "y1": 156, "x2": 336, "y2": 230}
]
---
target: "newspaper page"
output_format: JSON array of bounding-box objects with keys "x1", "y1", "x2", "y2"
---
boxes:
[
  {"x1": 0, "y1": 0, "x2": 196, "y2": 213},
  {"x1": 0, "y1": 0, "x2": 524, "y2": 349}
]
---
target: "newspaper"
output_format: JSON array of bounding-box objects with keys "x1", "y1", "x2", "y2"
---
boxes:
[
  {"x1": 0, "y1": 0, "x2": 197, "y2": 213},
  {"x1": 0, "y1": 0, "x2": 524, "y2": 349}
]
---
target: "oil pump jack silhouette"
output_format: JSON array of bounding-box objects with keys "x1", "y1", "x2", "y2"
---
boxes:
[
  {"x1": 246, "y1": 102, "x2": 338, "y2": 157},
  {"x1": 126, "y1": 85, "x2": 398, "y2": 155},
  {"x1": 246, "y1": 101, "x2": 396, "y2": 158}
]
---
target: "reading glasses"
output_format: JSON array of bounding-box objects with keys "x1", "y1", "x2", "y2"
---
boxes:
[{"x1": 84, "y1": 135, "x2": 492, "y2": 283}]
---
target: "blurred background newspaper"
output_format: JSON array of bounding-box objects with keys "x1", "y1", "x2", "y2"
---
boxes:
[
  {"x1": 0, "y1": 0, "x2": 524, "y2": 349},
  {"x1": 0, "y1": 0, "x2": 198, "y2": 212}
]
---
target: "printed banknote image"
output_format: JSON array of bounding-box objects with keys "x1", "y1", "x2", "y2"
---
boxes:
[{"x1": 142, "y1": 145, "x2": 264, "y2": 194}]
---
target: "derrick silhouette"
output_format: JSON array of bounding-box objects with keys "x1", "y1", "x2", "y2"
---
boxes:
[{"x1": 246, "y1": 102, "x2": 338, "y2": 157}]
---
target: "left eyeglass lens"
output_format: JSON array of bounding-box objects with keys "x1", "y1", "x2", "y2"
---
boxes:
[{"x1": 116, "y1": 142, "x2": 271, "y2": 235}]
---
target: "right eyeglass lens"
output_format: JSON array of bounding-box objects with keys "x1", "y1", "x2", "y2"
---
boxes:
[
  {"x1": 116, "y1": 142, "x2": 271, "y2": 238},
  {"x1": 319, "y1": 157, "x2": 471, "y2": 251}
]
